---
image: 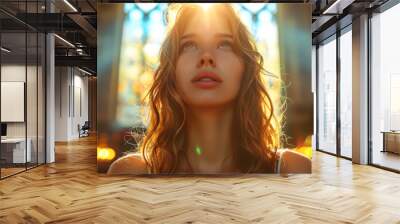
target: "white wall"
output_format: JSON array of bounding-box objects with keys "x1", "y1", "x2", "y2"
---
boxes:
[
  {"x1": 55, "y1": 67, "x2": 69, "y2": 141},
  {"x1": 72, "y1": 73, "x2": 89, "y2": 138},
  {"x1": 54, "y1": 67, "x2": 89, "y2": 141}
]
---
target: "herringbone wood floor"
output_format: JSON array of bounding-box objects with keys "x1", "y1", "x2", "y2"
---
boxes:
[{"x1": 1, "y1": 136, "x2": 400, "y2": 224}]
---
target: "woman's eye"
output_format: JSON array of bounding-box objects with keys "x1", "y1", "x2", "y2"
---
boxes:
[
  {"x1": 217, "y1": 41, "x2": 233, "y2": 50},
  {"x1": 181, "y1": 41, "x2": 198, "y2": 52}
]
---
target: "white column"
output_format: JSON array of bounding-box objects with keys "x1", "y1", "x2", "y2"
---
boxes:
[
  {"x1": 45, "y1": 0, "x2": 55, "y2": 163},
  {"x1": 46, "y1": 33, "x2": 55, "y2": 163},
  {"x1": 352, "y1": 14, "x2": 369, "y2": 164}
]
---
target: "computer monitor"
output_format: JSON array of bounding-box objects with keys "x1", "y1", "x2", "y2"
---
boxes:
[{"x1": 1, "y1": 123, "x2": 7, "y2": 137}]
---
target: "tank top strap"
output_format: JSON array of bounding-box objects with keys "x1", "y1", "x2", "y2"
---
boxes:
[{"x1": 275, "y1": 149, "x2": 285, "y2": 173}]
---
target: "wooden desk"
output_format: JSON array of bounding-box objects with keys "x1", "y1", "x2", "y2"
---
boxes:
[
  {"x1": 381, "y1": 131, "x2": 400, "y2": 154},
  {"x1": 1, "y1": 138, "x2": 32, "y2": 163}
]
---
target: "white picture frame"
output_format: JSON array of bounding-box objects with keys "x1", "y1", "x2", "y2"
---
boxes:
[{"x1": 1, "y1": 81, "x2": 25, "y2": 122}]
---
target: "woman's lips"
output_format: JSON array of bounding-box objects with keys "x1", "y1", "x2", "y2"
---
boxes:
[{"x1": 191, "y1": 72, "x2": 222, "y2": 89}]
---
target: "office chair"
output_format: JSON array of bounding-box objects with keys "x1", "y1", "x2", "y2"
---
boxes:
[{"x1": 79, "y1": 121, "x2": 90, "y2": 138}]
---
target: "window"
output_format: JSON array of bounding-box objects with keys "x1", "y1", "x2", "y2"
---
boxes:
[
  {"x1": 370, "y1": 3, "x2": 400, "y2": 171},
  {"x1": 317, "y1": 36, "x2": 337, "y2": 154},
  {"x1": 339, "y1": 28, "x2": 352, "y2": 158}
]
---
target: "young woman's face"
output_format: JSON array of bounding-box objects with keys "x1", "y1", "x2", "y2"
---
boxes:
[{"x1": 175, "y1": 10, "x2": 245, "y2": 109}]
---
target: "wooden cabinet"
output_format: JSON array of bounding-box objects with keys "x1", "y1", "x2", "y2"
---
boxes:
[{"x1": 382, "y1": 132, "x2": 400, "y2": 154}]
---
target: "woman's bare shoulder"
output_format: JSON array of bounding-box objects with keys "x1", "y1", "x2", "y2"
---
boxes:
[
  {"x1": 107, "y1": 153, "x2": 148, "y2": 175},
  {"x1": 278, "y1": 149, "x2": 311, "y2": 174}
]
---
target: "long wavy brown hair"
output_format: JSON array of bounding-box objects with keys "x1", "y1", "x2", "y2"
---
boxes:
[{"x1": 140, "y1": 3, "x2": 280, "y2": 174}]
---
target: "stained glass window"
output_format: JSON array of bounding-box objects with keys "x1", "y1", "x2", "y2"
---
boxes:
[{"x1": 117, "y1": 3, "x2": 281, "y2": 127}]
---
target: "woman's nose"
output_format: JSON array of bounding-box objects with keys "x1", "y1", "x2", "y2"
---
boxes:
[{"x1": 197, "y1": 51, "x2": 216, "y2": 68}]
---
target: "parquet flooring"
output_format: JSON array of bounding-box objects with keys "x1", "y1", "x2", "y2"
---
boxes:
[
  {"x1": 1, "y1": 167, "x2": 26, "y2": 178},
  {"x1": 0, "y1": 135, "x2": 400, "y2": 223},
  {"x1": 372, "y1": 151, "x2": 400, "y2": 171}
]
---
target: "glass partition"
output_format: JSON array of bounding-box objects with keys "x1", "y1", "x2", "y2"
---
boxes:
[
  {"x1": 0, "y1": 1, "x2": 46, "y2": 179},
  {"x1": 1, "y1": 30, "x2": 28, "y2": 177}
]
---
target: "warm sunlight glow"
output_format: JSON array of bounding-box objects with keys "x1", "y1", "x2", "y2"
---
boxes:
[
  {"x1": 295, "y1": 146, "x2": 313, "y2": 159},
  {"x1": 166, "y1": 3, "x2": 216, "y2": 31},
  {"x1": 294, "y1": 135, "x2": 313, "y2": 159},
  {"x1": 195, "y1": 3, "x2": 214, "y2": 11},
  {"x1": 97, "y1": 147, "x2": 116, "y2": 160}
]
